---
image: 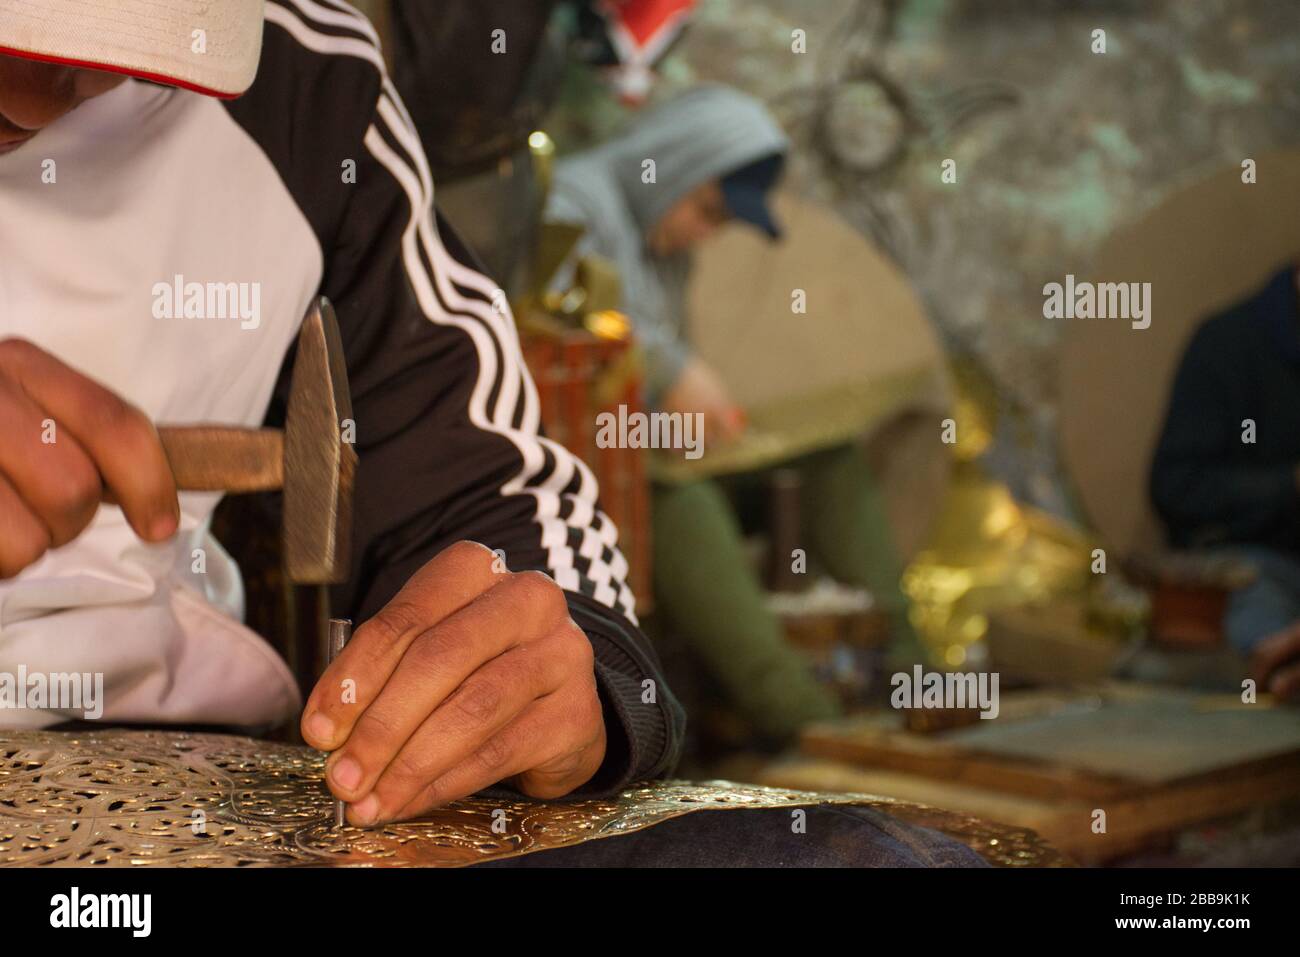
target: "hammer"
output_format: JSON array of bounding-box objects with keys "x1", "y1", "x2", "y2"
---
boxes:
[{"x1": 155, "y1": 297, "x2": 356, "y2": 585}]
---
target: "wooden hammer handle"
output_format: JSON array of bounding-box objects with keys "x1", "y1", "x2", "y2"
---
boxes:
[{"x1": 158, "y1": 426, "x2": 285, "y2": 492}]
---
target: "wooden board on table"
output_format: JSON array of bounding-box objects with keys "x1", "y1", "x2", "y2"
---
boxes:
[
  {"x1": 793, "y1": 682, "x2": 1300, "y2": 861},
  {"x1": 802, "y1": 707, "x2": 1131, "y2": 804},
  {"x1": 940, "y1": 683, "x2": 1300, "y2": 784}
]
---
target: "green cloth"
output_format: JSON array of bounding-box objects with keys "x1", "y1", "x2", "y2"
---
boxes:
[{"x1": 651, "y1": 443, "x2": 917, "y2": 742}]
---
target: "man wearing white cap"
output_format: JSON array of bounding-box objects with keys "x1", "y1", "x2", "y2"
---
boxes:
[{"x1": 0, "y1": 0, "x2": 684, "y2": 822}]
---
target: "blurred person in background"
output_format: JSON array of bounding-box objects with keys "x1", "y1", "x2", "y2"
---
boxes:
[
  {"x1": 1151, "y1": 263, "x2": 1300, "y2": 702},
  {"x1": 546, "y1": 85, "x2": 918, "y2": 745}
]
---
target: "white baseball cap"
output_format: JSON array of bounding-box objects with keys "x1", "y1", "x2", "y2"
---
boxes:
[{"x1": 0, "y1": 0, "x2": 265, "y2": 98}]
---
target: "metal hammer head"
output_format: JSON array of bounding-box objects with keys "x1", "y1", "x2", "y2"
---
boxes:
[{"x1": 283, "y1": 297, "x2": 356, "y2": 584}]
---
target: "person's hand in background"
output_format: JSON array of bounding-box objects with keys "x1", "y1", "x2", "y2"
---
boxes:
[
  {"x1": 1252, "y1": 622, "x2": 1300, "y2": 702},
  {"x1": 660, "y1": 356, "x2": 747, "y2": 448},
  {"x1": 0, "y1": 338, "x2": 179, "y2": 578}
]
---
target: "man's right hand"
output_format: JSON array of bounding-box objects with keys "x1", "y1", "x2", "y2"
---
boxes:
[{"x1": 0, "y1": 338, "x2": 178, "y2": 578}]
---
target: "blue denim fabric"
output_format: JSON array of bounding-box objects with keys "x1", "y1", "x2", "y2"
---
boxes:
[
  {"x1": 476, "y1": 804, "x2": 989, "y2": 867},
  {"x1": 1220, "y1": 546, "x2": 1300, "y2": 655}
]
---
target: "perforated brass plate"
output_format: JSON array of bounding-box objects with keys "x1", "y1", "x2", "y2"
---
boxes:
[{"x1": 0, "y1": 729, "x2": 1062, "y2": 866}]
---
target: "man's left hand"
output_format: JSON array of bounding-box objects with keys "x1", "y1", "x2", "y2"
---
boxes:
[{"x1": 301, "y1": 541, "x2": 606, "y2": 825}]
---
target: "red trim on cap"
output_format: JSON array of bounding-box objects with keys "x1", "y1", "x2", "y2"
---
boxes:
[{"x1": 0, "y1": 44, "x2": 242, "y2": 99}]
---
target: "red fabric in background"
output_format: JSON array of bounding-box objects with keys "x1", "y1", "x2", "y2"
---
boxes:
[
  {"x1": 598, "y1": 0, "x2": 697, "y2": 103},
  {"x1": 602, "y1": 0, "x2": 696, "y2": 49}
]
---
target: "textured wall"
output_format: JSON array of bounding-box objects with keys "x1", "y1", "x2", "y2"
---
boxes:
[{"x1": 554, "y1": 0, "x2": 1300, "y2": 519}]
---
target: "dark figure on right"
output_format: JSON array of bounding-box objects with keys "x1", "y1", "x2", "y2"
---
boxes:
[{"x1": 1150, "y1": 263, "x2": 1300, "y2": 700}]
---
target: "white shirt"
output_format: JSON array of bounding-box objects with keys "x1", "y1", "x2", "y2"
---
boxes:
[{"x1": 0, "y1": 78, "x2": 319, "y2": 727}]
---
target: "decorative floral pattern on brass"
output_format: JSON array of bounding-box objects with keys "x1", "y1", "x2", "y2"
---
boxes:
[{"x1": 0, "y1": 729, "x2": 1065, "y2": 867}]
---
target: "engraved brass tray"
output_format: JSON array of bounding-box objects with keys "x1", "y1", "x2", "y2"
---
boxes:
[{"x1": 0, "y1": 729, "x2": 1064, "y2": 867}]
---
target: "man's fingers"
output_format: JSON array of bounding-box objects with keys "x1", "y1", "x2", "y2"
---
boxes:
[
  {"x1": 320, "y1": 571, "x2": 574, "y2": 800},
  {"x1": 0, "y1": 339, "x2": 177, "y2": 542},
  {"x1": 512, "y1": 683, "x2": 606, "y2": 800},
  {"x1": 341, "y1": 633, "x2": 583, "y2": 813},
  {"x1": 0, "y1": 474, "x2": 53, "y2": 578},
  {"x1": 301, "y1": 541, "x2": 504, "y2": 749},
  {"x1": 0, "y1": 378, "x2": 102, "y2": 549},
  {"x1": 512, "y1": 738, "x2": 606, "y2": 801},
  {"x1": 372, "y1": 677, "x2": 604, "y2": 825},
  {"x1": 361, "y1": 715, "x2": 547, "y2": 825}
]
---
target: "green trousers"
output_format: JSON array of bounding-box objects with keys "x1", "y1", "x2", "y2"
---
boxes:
[{"x1": 651, "y1": 443, "x2": 916, "y2": 742}]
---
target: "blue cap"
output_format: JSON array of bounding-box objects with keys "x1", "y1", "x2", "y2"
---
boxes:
[{"x1": 720, "y1": 153, "x2": 785, "y2": 240}]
